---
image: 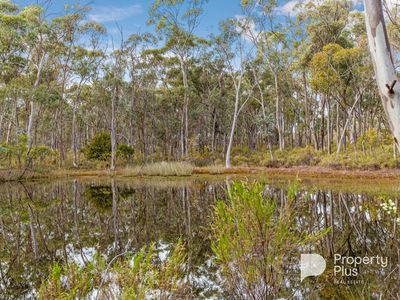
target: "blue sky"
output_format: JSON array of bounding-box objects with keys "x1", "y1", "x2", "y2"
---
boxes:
[
  {"x1": 12, "y1": 0, "x2": 365, "y2": 42},
  {"x1": 13, "y1": 0, "x2": 245, "y2": 38}
]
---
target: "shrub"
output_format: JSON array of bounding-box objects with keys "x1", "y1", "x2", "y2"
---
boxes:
[
  {"x1": 38, "y1": 241, "x2": 189, "y2": 300},
  {"x1": 211, "y1": 181, "x2": 329, "y2": 299},
  {"x1": 285, "y1": 146, "x2": 321, "y2": 166},
  {"x1": 190, "y1": 153, "x2": 215, "y2": 167},
  {"x1": 84, "y1": 132, "x2": 111, "y2": 161},
  {"x1": 117, "y1": 144, "x2": 135, "y2": 162},
  {"x1": 232, "y1": 155, "x2": 249, "y2": 166},
  {"x1": 30, "y1": 146, "x2": 57, "y2": 165}
]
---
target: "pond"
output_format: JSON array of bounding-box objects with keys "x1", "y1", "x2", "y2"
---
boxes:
[{"x1": 0, "y1": 176, "x2": 399, "y2": 299}]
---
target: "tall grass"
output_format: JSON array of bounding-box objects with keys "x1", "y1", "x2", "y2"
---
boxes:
[{"x1": 122, "y1": 162, "x2": 194, "y2": 177}]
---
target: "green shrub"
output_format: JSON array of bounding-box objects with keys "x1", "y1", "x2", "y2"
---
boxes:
[
  {"x1": 38, "y1": 241, "x2": 189, "y2": 300},
  {"x1": 84, "y1": 132, "x2": 111, "y2": 161},
  {"x1": 30, "y1": 145, "x2": 58, "y2": 165},
  {"x1": 211, "y1": 181, "x2": 329, "y2": 299},
  {"x1": 285, "y1": 146, "x2": 321, "y2": 166},
  {"x1": 117, "y1": 144, "x2": 134, "y2": 162},
  {"x1": 320, "y1": 146, "x2": 399, "y2": 170},
  {"x1": 190, "y1": 152, "x2": 215, "y2": 167},
  {"x1": 232, "y1": 155, "x2": 249, "y2": 166}
]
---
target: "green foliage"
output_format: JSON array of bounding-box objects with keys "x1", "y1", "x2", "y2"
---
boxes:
[
  {"x1": 0, "y1": 134, "x2": 58, "y2": 170},
  {"x1": 310, "y1": 43, "x2": 363, "y2": 94},
  {"x1": 38, "y1": 260, "x2": 97, "y2": 300},
  {"x1": 116, "y1": 241, "x2": 188, "y2": 299},
  {"x1": 284, "y1": 146, "x2": 322, "y2": 166},
  {"x1": 117, "y1": 144, "x2": 134, "y2": 161},
  {"x1": 31, "y1": 145, "x2": 55, "y2": 160},
  {"x1": 38, "y1": 241, "x2": 189, "y2": 300},
  {"x1": 211, "y1": 181, "x2": 329, "y2": 299},
  {"x1": 357, "y1": 128, "x2": 381, "y2": 153},
  {"x1": 84, "y1": 132, "x2": 111, "y2": 161},
  {"x1": 255, "y1": 112, "x2": 275, "y2": 140},
  {"x1": 232, "y1": 155, "x2": 250, "y2": 166}
]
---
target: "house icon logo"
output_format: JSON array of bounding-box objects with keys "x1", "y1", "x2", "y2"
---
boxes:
[{"x1": 300, "y1": 254, "x2": 326, "y2": 282}]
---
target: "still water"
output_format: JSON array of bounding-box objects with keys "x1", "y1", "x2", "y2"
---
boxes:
[{"x1": 0, "y1": 176, "x2": 399, "y2": 299}]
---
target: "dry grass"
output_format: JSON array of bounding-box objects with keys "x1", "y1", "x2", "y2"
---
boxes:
[
  {"x1": 120, "y1": 161, "x2": 194, "y2": 177},
  {"x1": 5, "y1": 163, "x2": 400, "y2": 183},
  {"x1": 194, "y1": 165, "x2": 259, "y2": 175}
]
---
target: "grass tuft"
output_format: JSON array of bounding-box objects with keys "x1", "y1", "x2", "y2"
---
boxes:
[{"x1": 121, "y1": 162, "x2": 194, "y2": 177}]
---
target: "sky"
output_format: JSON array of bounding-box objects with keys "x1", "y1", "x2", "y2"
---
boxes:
[
  {"x1": 11, "y1": 0, "x2": 371, "y2": 51},
  {"x1": 13, "y1": 0, "x2": 243, "y2": 37},
  {"x1": 11, "y1": 0, "x2": 309, "y2": 39}
]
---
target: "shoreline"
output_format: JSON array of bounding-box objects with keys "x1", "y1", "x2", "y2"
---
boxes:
[{"x1": 2, "y1": 165, "x2": 400, "y2": 182}]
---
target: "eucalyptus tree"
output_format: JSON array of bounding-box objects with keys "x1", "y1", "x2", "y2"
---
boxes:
[
  {"x1": 240, "y1": 0, "x2": 292, "y2": 151},
  {"x1": 20, "y1": 4, "x2": 54, "y2": 150},
  {"x1": 148, "y1": 0, "x2": 208, "y2": 157},
  {"x1": 0, "y1": 2, "x2": 27, "y2": 146},
  {"x1": 213, "y1": 19, "x2": 254, "y2": 168},
  {"x1": 124, "y1": 33, "x2": 157, "y2": 149},
  {"x1": 310, "y1": 44, "x2": 365, "y2": 154},
  {"x1": 0, "y1": 1, "x2": 25, "y2": 84},
  {"x1": 51, "y1": 9, "x2": 82, "y2": 164},
  {"x1": 193, "y1": 51, "x2": 227, "y2": 154},
  {"x1": 110, "y1": 45, "x2": 126, "y2": 171},
  {"x1": 70, "y1": 43, "x2": 105, "y2": 167},
  {"x1": 364, "y1": 0, "x2": 400, "y2": 150},
  {"x1": 295, "y1": 0, "x2": 355, "y2": 151}
]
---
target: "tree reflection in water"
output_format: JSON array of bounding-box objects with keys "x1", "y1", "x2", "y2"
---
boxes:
[{"x1": 0, "y1": 178, "x2": 398, "y2": 299}]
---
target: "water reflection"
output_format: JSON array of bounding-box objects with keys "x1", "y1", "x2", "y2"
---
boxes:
[{"x1": 0, "y1": 178, "x2": 398, "y2": 299}]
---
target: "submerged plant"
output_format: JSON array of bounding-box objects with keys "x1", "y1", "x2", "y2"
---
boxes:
[{"x1": 211, "y1": 181, "x2": 328, "y2": 299}]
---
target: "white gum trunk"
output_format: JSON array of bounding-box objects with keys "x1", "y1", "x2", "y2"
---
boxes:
[{"x1": 364, "y1": 0, "x2": 400, "y2": 148}]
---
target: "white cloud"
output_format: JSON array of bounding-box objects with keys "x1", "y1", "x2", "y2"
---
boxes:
[
  {"x1": 88, "y1": 4, "x2": 143, "y2": 23},
  {"x1": 276, "y1": 0, "x2": 363, "y2": 16},
  {"x1": 277, "y1": 0, "x2": 302, "y2": 15},
  {"x1": 235, "y1": 15, "x2": 260, "y2": 42}
]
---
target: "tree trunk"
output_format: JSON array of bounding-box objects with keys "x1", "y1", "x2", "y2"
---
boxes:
[
  {"x1": 226, "y1": 89, "x2": 240, "y2": 168},
  {"x1": 364, "y1": 0, "x2": 400, "y2": 149},
  {"x1": 327, "y1": 100, "x2": 332, "y2": 155},
  {"x1": 0, "y1": 113, "x2": 3, "y2": 143},
  {"x1": 6, "y1": 111, "x2": 13, "y2": 144},
  {"x1": 129, "y1": 88, "x2": 136, "y2": 147},
  {"x1": 180, "y1": 59, "x2": 189, "y2": 157},
  {"x1": 274, "y1": 72, "x2": 284, "y2": 151},
  {"x1": 72, "y1": 100, "x2": 78, "y2": 168},
  {"x1": 111, "y1": 85, "x2": 117, "y2": 171},
  {"x1": 337, "y1": 94, "x2": 360, "y2": 155},
  {"x1": 211, "y1": 108, "x2": 216, "y2": 153},
  {"x1": 27, "y1": 54, "x2": 45, "y2": 150}
]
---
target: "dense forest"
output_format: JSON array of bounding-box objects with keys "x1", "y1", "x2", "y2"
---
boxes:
[{"x1": 1, "y1": 0, "x2": 400, "y2": 173}]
